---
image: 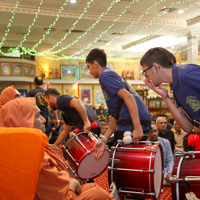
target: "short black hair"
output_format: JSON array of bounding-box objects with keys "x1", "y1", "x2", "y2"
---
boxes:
[
  {"x1": 86, "y1": 48, "x2": 107, "y2": 67},
  {"x1": 34, "y1": 76, "x2": 43, "y2": 86},
  {"x1": 102, "y1": 122, "x2": 109, "y2": 126},
  {"x1": 140, "y1": 47, "x2": 176, "y2": 68},
  {"x1": 45, "y1": 88, "x2": 61, "y2": 97}
]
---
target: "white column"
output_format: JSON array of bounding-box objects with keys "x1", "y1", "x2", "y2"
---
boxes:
[{"x1": 187, "y1": 32, "x2": 198, "y2": 64}]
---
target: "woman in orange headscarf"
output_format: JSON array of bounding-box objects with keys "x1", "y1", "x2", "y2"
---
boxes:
[
  {"x1": 0, "y1": 98, "x2": 115, "y2": 200},
  {"x1": 0, "y1": 85, "x2": 21, "y2": 108}
]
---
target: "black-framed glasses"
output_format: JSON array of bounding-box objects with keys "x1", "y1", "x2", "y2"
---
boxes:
[{"x1": 141, "y1": 64, "x2": 153, "y2": 78}]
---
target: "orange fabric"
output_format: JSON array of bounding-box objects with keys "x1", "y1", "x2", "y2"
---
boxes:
[
  {"x1": 94, "y1": 168, "x2": 110, "y2": 194},
  {"x1": 0, "y1": 97, "x2": 36, "y2": 128},
  {"x1": 35, "y1": 146, "x2": 114, "y2": 200},
  {"x1": 0, "y1": 85, "x2": 16, "y2": 108},
  {"x1": 0, "y1": 127, "x2": 48, "y2": 200}
]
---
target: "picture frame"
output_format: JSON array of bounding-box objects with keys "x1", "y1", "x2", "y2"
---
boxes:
[
  {"x1": 24, "y1": 64, "x2": 30, "y2": 76},
  {"x1": 79, "y1": 63, "x2": 94, "y2": 79},
  {"x1": 94, "y1": 89, "x2": 105, "y2": 104},
  {"x1": 1, "y1": 62, "x2": 11, "y2": 75},
  {"x1": 13, "y1": 63, "x2": 22, "y2": 75},
  {"x1": 30, "y1": 65, "x2": 36, "y2": 76},
  {"x1": 61, "y1": 65, "x2": 77, "y2": 79},
  {"x1": 81, "y1": 89, "x2": 91, "y2": 104}
]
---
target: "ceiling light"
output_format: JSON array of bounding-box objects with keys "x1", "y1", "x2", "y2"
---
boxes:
[
  {"x1": 106, "y1": 42, "x2": 111, "y2": 46},
  {"x1": 70, "y1": 0, "x2": 76, "y2": 3},
  {"x1": 178, "y1": 10, "x2": 184, "y2": 14}
]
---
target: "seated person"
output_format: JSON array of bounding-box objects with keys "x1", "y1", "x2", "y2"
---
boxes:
[
  {"x1": 0, "y1": 85, "x2": 21, "y2": 108},
  {"x1": 171, "y1": 121, "x2": 187, "y2": 153},
  {"x1": 149, "y1": 124, "x2": 174, "y2": 186},
  {"x1": 0, "y1": 97, "x2": 116, "y2": 200},
  {"x1": 100, "y1": 123, "x2": 115, "y2": 149}
]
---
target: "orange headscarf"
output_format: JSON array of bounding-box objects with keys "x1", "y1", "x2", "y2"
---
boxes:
[
  {"x1": 0, "y1": 85, "x2": 16, "y2": 108},
  {"x1": 0, "y1": 97, "x2": 36, "y2": 128}
]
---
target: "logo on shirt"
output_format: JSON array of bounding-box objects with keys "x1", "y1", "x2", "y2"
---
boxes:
[
  {"x1": 186, "y1": 96, "x2": 200, "y2": 112},
  {"x1": 102, "y1": 90, "x2": 109, "y2": 101},
  {"x1": 35, "y1": 92, "x2": 46, "y2": 105},
  {"x1": 129, "y1": 86, "x2": 139, "y2": 97}
]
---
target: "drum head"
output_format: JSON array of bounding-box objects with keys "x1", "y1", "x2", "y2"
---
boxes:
[
  {"x1": 78, "y1": 149, "x2": 110, "y2": 179},
  {"x1": 154, "y1": 146, "x2": 162, "y2": 199}
]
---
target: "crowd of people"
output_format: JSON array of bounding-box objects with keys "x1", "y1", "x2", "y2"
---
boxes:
[{"x1": 1, "y1": 46, "x2": 200, "y2": 199}]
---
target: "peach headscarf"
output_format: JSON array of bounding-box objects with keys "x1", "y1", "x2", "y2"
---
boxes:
[
  {"x1": 0, "y1": 85, "x2": 16, "y2": 108},
  {"x1": 0, "y1": 97, "x2": 36, "y2": 128}
]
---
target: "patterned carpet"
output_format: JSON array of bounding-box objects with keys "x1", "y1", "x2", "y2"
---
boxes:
[{"x1": 94, "y1": 169, "x2": 172, "y2": 200}]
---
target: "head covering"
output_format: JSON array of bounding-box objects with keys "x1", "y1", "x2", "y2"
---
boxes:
[
  {"x1": 1, "y1": 98, "x2": 36, "y2": 128},
  {"x1": 0, "y1": 85, "x2": 16, "y2": 108}
]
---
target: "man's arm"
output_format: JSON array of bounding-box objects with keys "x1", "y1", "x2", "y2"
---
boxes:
[
  {"x1": 94, "y1": 117, "x2": 116, "y2": 160},
  {"x1": 54, "y1": 124, "x2": 72, "y2": 146},
  {"x1": 116, "y1": 88, "x2": 143, "y2": 144},
  {"x1": 70, "y1": 98, "x2": 91, "y2": 133},
  {"x1": 144, "y1": 80, "x2": 193, "y2": 132}
]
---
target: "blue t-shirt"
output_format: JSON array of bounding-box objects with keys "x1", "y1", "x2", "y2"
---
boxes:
[
  {"x1": 99, "y1": 68, "x2": 151, "y2": 132},
  {"x1": 26, "y1": 87, "x2": 48, "y2": 118},
  {"x1": 170, "y1": 64, "x2": 200, "y2": 123},
  {"x1": 56, "y1": 95, "x2": 101, "y2": 129}
]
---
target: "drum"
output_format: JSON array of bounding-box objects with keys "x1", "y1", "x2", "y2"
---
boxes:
[
  {"x1": 171, "y1": 151, "x2": 200, "y2": 200},
  {"x1": 108, "y1": 141, "x2": 164, "y2": 200},
  {"x1": 63, "y1": 132, "x2": 110, "y2": 180}
]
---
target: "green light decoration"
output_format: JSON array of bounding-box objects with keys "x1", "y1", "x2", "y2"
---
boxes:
[
  {"x1": 0, "y1": 1, "x2": 19, "y2": 49},
  {"x1": 49, "y1": 0, "x2": 195, "y2": 60},
  {"x1": 30, "y1": 0, "x2": 95, "y2": 52},
  {"x1": 36, "y1": 0, "x2": 122, "y2": 56},
  {"x1": 30, "y1": 0, "x2": 70, "y2": 51}
]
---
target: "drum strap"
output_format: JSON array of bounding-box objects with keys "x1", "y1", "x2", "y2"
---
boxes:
[
  {"x1": 173, "y1": 93, "x2": 200, "y2": 129},
  {"x1": 116, "y1": 119, "x2": 151, "y2": 126}
]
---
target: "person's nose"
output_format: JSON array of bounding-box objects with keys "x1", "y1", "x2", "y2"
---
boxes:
[{"x1": 40, "y1": 116, "x2": 46, "y2": 124}]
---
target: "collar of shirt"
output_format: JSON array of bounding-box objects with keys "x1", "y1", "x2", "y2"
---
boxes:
[
  {"x1": 158, "y1": 129, "x2": 168, "y2": 135},
  {"x1": 170, "y1": 64, "x2": 178, "y2": 90}
]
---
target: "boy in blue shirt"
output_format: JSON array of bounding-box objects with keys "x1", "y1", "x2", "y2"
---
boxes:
[
  {"x1": 86, "y1": 48, "x2": 152, "y2": 160},
  {"x1": 140, "y1": 47, "x2": 200, "y2": 133}
]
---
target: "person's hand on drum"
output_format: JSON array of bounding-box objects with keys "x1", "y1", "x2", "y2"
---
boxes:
[
  {"x1": 83, "y1": 119, "x2": 91, "y2": 133},
  {"x1": 94, "y1": 140, "x2": 105, "y2": 160},
  {"x1": 69, "y1": 178, "x2": 82, "y2": 195},
  {"x1": 47, "y1": 144, "x2": 60, "y2": 152},
  {"x1": 166, "y1": 172, "x2": 172, "y2": 184},
  {"x1": 132, "y1": 125, "x2": 143, "y2": 144}
]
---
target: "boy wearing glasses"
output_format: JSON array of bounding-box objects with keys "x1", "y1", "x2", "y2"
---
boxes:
[
  {"x1": 86, "y1": 48, "x2": 152, "y2": 161},
  {"x1": 140, "y1": 47, "x2": 200, "y2": 133}
]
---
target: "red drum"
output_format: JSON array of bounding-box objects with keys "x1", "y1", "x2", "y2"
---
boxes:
[
  {"x1": 108, "y1": 141, "x2": 164, "y2": 200},
  {"x1": 63, "y1": 132, "x2": 110, "y2": 180},
  {"x1": 171, "y1": 151, "x2": 200, "y2": 200}
]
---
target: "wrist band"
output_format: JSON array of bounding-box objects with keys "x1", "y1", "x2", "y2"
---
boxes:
[
  {"x1": 101, "y1": 139, "x2": 107, "y2": 144},
  {"x1": 162, "y1": 94, "x2": 169, "y2": 99},
  {"x1": 101, "y1": 135, "x2": 107, "y2": 142}
]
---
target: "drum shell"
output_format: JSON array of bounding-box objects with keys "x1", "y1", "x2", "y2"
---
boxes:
[
  {"x1": 171, "y1": 153, "x2": 200, "y2": 200},
  {"x1": 63, "y1": 132, "x2": 110, "y2": 180},
  {"x1": 108, "y1": 143, "x2": 164, "y2": 200}
]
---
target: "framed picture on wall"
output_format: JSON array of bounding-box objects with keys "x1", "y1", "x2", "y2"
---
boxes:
[
  {"x1": 81, "y1": 89, "x2": 91, "y2": 104},
  {"x1": 24, "y1": 64, "x2": 30, "y2": 76},
  {"x1": 30, "y1": 65, "x2": 36, "y2": 76},
  {"x1": 61, "y1": 65, "x2": 77, "y2": 79},
  {"x1": 18, "y1": 89, "x2": 27, "y2": 98},
  {"x1": 1, "y1": 63, "x2": 11, "y2": 75},
  {"x1": 79, "y1": 63, "x2": 94, "y2": 79},
  {"x1": 107, "y1": 63, "x2": 114, "y2": 70},
  {"x1": 13, "y1": 63, "x2": 22, "y2": 75},
  {"x1": 94, "y1": 89, "x2": 105, "y2": 104}
]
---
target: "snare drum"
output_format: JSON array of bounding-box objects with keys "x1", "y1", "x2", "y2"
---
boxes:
[
  {"x1": 171, "y1": 151, "x2": 200, "y2": 200},
  {"x1": 63, "y1": 132, "x2": 110, "y2": 180},
  {"x1": 108, "y1": 141, "x2": 164, "y2": 200}
]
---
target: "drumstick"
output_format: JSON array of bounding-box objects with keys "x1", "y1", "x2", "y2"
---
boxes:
[{"x1": 74, "y1": 122, "x2": 98, "y2": 133}]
